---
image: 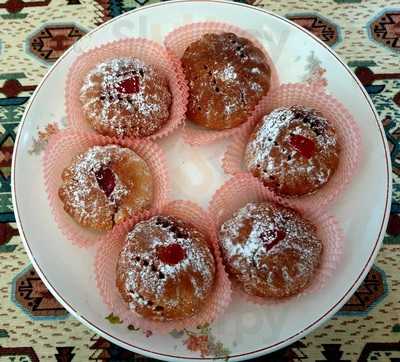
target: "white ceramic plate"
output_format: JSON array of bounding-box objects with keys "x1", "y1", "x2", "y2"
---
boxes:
[{"x1": 12, "y1": 1, "x2": 391, "y2": 361}]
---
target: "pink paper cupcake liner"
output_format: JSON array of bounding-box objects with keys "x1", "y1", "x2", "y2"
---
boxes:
[
  {"x1": 65, "y1": 38, "x2": 188, "y2": 141},
  {"x1": 42, "y1": 129, "x2": 169, "y2": 248},
  {"x1": 94, "y1": 200, "x2": 232, "y2": 334},
  {"x1": 209, "y1": 174, "x2": 343, "y2": 305},
  {"x1": 222, "y1": 82, "x2": 362, "y2": 211},
  {"x1": 164, "y1": 21, "x2": 280, "y2": 146}
]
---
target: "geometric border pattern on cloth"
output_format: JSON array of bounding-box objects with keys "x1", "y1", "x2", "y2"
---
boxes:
[
  {"x1": 367, "y1": 8, "x2": 400, "y2": 53},
  {"x1": 11, "y1": 265, "x2": 69, "y2": 321},
  {"x1": 286, "y1": 12, "x2": 342, "y2": 47},
  {"x1": 28, "y1": 23, "x2": 87, "y2": 64},
  {"x1": 337, "y1": 265, "x2": 388, "y2": 316}
]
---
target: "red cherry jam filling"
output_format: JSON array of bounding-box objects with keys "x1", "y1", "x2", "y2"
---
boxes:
[
  {"x1": 157, "y1": 244, "x2": 186, "y2": 265},
  {"x1": 95, "y1": 167, "x2": 116, "y2": 197},
  {"x1": 260, "y1": 229, "x2": 286, "y2": 251},
  {"x1": 116, "y1": 76, "x2": 140, "y2": 94},
  {"x1": 289, "y1": 134, "x2": 316, "y2": 159}
]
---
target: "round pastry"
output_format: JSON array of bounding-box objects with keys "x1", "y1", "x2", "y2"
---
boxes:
[
  {"x1": 59, "y1": 145, "x2": 153, "y2": 231},
  {"x1": 181, "y1": 32, "x2": 271, "y2": 130},
  {"x1": 245, "y1": 106, "x2": 340, "y2": 196},
  {"x1": 219, "y1": 202, "x2": 322, "y2": 298},
  {"x1": 80, "y1": 58, "x2": 172, "y2": 138},
  {"x1": 116, "y1": 216, "x2": 215, "y2": 321}
]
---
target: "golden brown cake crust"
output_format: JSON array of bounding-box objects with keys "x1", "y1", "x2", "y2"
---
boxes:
[
  {"x1": 219, "y1": 202, "x2": 322, "y2": 298},
  {"x1": 58, "y1": 145, "x2": 153, "y2": 231},
  {"x1": 80, "y1": 58, "x2": 172, "y2": 138},
  {"x1": 245, "y1": 106, "x2": 340, "y2": 196},
  {"x1": 181, "y1": 32, "x2": 271, "y2": 130},
  {"x1": 116, "y1": 216, "x2": 216, "y2": 321}
]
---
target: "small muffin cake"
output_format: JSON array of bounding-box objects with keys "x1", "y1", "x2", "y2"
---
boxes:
[
  {"x1": 219, "y1": 202, "x2": 322, "y2": 298},
  {"x1": 80, "y1": 58, "x2": 172, "y2": 138},
  {"x1": 116, "y1": 216, "x2": 215, "y2": 321},
  {"x1": 245, "y1": 106, "x2": 340, "y2": 196},
  {"x1": 59, "y1": 145, "x2": 153, "y2": 231},
  {"x1": 181, "y1": 32, "x2": 271, "y2": 130}
]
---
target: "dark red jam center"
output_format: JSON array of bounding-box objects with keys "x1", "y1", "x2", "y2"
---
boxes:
[
  {"x1": 157, "y1": 243, "x2": 186, "y2": 265},
  {"x1": 260, "y1": 229, "x2": 286, "y2": 251},
  {"x1": 289, "y1": 134, "x2": 316, "y2": 159},
  {"x1": 95, "y1": 167, "x2": 116, "y2": 197},
  {"x1": 116, "y1": 76, "x2": 140, "y2": 94}
]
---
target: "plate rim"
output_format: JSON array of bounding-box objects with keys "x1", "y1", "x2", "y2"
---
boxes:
[{"x1": 11, "y1": 0, "x2": 392, "y2": 360}]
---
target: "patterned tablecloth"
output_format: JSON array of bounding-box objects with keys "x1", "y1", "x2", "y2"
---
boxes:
[{"x1": 0, "y1": 0, "x2": 399, "y2": 361}]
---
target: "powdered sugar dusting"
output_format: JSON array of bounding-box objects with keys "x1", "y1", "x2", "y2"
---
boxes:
[
  {"x1": 219, "y1": 202, "x2": 322, "y2": 297},
  {"x1": 60, "y1": 145, "x2": 129, "y2": 221},
  {"x1": 245, "y1": 106, "x2": 339, "y2": 195},
  {"x1": 224, "y1": 102, "x2": 238, "y2": 116},
  {"x1": 118, "y1": 216, "x2": 215, "y2": 320},
  {"x1": 250, "y1": 82, "x2": 262, "y2": 92},
  {"x1": 59, "y1": 144, "x2": 152, "y2": 230},
  {"x1": 80, "y1": 58, "x2": 171, "y2": 138},
  {"x1": 218, "y1": 64, "x2": 238, "y2": 82}
]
